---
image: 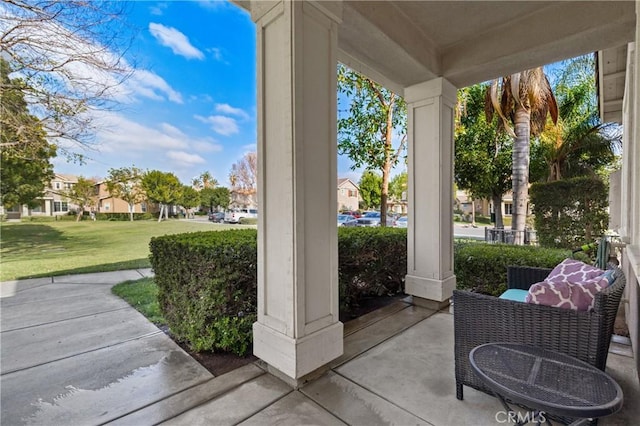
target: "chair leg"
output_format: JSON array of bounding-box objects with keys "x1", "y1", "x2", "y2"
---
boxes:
[{"x1": 456, "y1": 382, "x2": 463, "y2": 400}]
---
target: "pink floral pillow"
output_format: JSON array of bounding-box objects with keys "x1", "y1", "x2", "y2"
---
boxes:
[{"x1": 525, "y1": 259, "x2": 608, "y2": 311}]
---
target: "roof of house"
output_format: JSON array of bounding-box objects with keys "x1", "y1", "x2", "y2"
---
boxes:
[
  {"x1": 53, "y1": 173, "x2": 79, "y2": 183},
  {"x1": 338, "y1": 178, "x2": 359, "y2": 189}
]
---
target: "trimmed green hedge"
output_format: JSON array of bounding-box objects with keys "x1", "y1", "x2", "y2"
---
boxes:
[
  {"x1": 338, "y1": 227, "x2": 406, "y2": 308},
  {"x1": 96, "y1": 212, "x2": 156, "y2": 221},
  {"x1": 530, "y1": 177, "x2": 609, "y2": 249},
  {"x1": 150, "y1": 229, "x2": 257, "y2": 355},
  {"x1": 150, "y1": 228, "x2": 576, "y2": 355},
  {"x1": 454, "y1": 242, "x2": 570, "y2": 296}
]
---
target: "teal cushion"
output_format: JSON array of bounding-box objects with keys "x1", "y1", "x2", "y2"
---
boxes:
[{"x1": 499, "y1": 289, "x2": 529, "y2": 303}]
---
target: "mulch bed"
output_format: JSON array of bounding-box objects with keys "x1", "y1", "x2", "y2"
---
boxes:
[{"x1": 164, "y1": 294, "x2": 406, "y2": 377}]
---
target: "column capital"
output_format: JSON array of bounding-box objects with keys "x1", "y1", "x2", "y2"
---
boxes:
[
  {"x1": 249, "y1": 0, "x2": 342, "y2": 24},
  {"x1": 404, "y1": 77, "x2": 457, "y2": 105}
]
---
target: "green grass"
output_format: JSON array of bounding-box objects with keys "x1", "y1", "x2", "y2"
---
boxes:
[
  {"x1": 112, "y1": 277, "x2": 165, "y2": 325},
  {"x1": 0, "y1": 220, "x2": 242, "y2": 281}
]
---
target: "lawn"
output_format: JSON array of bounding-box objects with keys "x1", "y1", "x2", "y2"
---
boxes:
[{"x1": 0, "y1": 220, "x2": 242, "y2": 281}]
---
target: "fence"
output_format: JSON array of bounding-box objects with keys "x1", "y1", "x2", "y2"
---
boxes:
[{"x1": 484, "y1": 227, "x2": 537, "y2": 245}]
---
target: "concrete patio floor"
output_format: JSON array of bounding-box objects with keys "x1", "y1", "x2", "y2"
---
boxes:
[{"x1": 1, "y1": 270, "x2": 638, "y2": 425}]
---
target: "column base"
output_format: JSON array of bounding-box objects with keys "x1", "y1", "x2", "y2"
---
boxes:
[
  {"x1": 411, "y1": 296, "x2": 451, "y2": 312},
  {"x1": 405, "y1": 274, "x2": 456, "y2": 302},
  {"x1": 253, "y1": 321, "x2": 343, "y2": 381}
]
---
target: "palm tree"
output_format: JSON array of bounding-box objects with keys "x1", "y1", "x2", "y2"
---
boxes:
[
  {"x1": 486, "y1": 67, "x2": 558, "y2": 244},
  {"x1": 540, "y1": 56, "x2": 621, "y2": 181}
]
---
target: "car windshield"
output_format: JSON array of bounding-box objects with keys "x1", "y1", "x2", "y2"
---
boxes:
[
  {"x1": 338, "y1": 215, "x2": 352, "y2": 221},
  {"x1": 398, "y1": 217, "x2": 407, "y2": 222},
  {"x1": 363, "y1": 212, "x2": 380, "y2": 217}
]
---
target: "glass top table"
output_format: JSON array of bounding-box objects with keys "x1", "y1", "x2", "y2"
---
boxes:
[{"x1": 470, "y1": 343, "x2": 623, "y2": 425}]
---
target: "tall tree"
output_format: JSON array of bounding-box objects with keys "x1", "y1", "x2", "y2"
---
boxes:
[
  {"x1": 142, "y1": 170, "x2": 182, "y2": 222},
  {"x1": 229, "y1": 152, "x2": 257, "y2": 207},
  {"x1": 540, "y1": 55, "x2": 621, "y2": 181},
  {"x1": 455, "y1": 84, "x2": 512, "y2": 228},
  {"x1": 358, "y1": 171, "x2": 382, "y2": 211},
  {"x1": 338, "y1": 65, "x2": 406, "y2": 226},
  {"x1": 486, "y1": 67, "x2": 558, "y2": 243},
  {"x1": 0, "y1": 59, "x2": 56, "y2": 209},
  {"x1": 106, "y1": 166, "x2": 145, "y2": 222},
  {"x1": 179, "y1": 185, "x2": 200, "y2": 218},
  {"x1": 66, "y1": 177, "x2": 96, "y2": 221},
  {"x1": 1, "y1": 0, "x2": 132, "y2": 156},
  {"x1": 192, "y1": 171, "x2": 218, "y2": 190},
  {"x1": 389, "y1": 172, "x2": 408, "y2": 203}
]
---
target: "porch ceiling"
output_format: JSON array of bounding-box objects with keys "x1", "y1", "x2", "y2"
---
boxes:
[
  {"x1": 598, "y1": 45, "x2": 629, "y2": 124},
  {"x1": 237, "y1": 1, "x2": 636, "y2": 93}
]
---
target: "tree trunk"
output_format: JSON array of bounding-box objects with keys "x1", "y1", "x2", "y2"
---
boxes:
[
  {"x1": 129, "y1": 203, "x2": 134, "y2": 222},
  {"x1": 512, "y1": 104, "x2": 531, "y2": 245},
  {"x1": 158, "y1": 204, "x2": 164, "y2": 223},
  {"x1": 76, "y1": 209, "x2": 82, "y2": 222},
  {"x1": 165, "y1": 205, "x2": 169, "y2": 221},
  {"x1": 471, "y1": 200, "x2": 476, "y2": 227},
  {"x1": 492, "y1": 193, "x2": 504, "y2": 228},
  {"x1": 380, "y1": 99, "x2": 395, "y2": 227}
]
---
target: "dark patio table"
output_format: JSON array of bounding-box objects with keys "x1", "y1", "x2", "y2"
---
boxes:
[{"x1": 470, "y1": 343, "x2": 623, "y2": 425}]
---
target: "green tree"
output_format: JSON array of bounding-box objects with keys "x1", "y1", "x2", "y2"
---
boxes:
[
  {"x1": 455, "y1": 84, "x2": 513, "y2": 228},
  {"x1": 540, "y1": 55, "x2": 621, "y2": 182},
  {"x1": 180, "y1": 186, "x2": 200, "y2": 218},
  {"x1": 192, "y1": 171, "x2": 218, "y2": 190},
  {"x1": 486, "y1": 67, "x2": 558, "y2": 243},
  {"x1": 66, "y1": 177, "x2": 96, "y2": 221},
  {"x1": 142, "y1": 170, "x2": 183, "y2": 222},
  {"x1": 359, "y1": 171, "x2": 382, "y2": 211},
  {"x1": 0, "y1": 58, "x2": 56, "y2": 209},
  {"x1": 338, "y1": 65, "x2": 406, "y2": 226},
  {"x1": 200, "y1": 187, "x2": 231, "y2": 212},
  {"x1": 106, "y1": 166, "x2": 145, "y2": 222},
  {"x1": 389, "y1": 172, "x2": 407, "y2": 202}
]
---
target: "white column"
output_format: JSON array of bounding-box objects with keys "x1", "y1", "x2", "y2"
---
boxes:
[
  {"x1": 404, "y1": 78, "x2": 457, "y2": 307},
  {"x1": 251, "y1": 0, "x2": 343, "y2": 383}
]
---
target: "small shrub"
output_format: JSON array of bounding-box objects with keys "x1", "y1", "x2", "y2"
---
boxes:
[
  {"x1": 238, "y1": 217, "x2": 257, "y2": 225},
  {"x1": 454, "y1": 243, "x2": 570, "y2": 296}
]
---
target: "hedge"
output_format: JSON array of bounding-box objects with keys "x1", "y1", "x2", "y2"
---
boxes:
[
  {"x1": 149, "y1": 229, "x2": 257, "y2": 355},
  {"x1": 150, "y1": 228, "x2": 575, "y2": 355},
  {"x1": 338, "y1": 227, "x2": 406, "y2": 308},
  {"x1": 454, "y1": 242, "x2": 571, "y2": 296},
  {"x1": 530, "y1": 177, "x2": 609, "y2": 249}
]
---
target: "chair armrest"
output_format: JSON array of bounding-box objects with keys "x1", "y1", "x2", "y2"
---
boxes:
[{"x1": 507, "y1": 266, "x2": 552, "y2": 290}]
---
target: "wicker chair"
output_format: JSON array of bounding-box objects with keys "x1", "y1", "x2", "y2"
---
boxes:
[{"x1": 454, "y1": 265, "x2": 626, "y2": 401}]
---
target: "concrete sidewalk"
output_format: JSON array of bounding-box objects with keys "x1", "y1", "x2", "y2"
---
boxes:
[
  {"x1": 0, "y1": 269, "x2": 216, "y2": 425},
  {"x1": 2, "y1": 270, "x2": 638, "y2": 425}
]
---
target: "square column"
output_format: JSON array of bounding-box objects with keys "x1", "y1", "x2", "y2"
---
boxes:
[
  {"x1": 251, "y1": 0, "x2": 343, "y2": 383},
  {"x1": 404, "y1": 78, "x2": 458, "y2": 307}
]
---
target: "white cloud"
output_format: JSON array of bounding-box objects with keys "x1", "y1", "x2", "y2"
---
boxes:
[
  {"x1": 149, "y1": 23, "x2": 204, "y2": 60},
  {"x1": 193, "y1": 140, "x2": 222, "y2": 153},
  {"x1": 125, "y1": 69, "x2": 184, "y2": 104},
  {"x1": 197, "y1": 1, "x2": 229, "y2": 11},
  {"x1": 166, "y1": 151, "x2": 206, "y2": 166},
  {"x1": 207, "y1": 47, "x2": 225, "y2": 62},
  {"x1": 215, "y1": 103, "x2": 249, "y2": 120},
  {"x1": 195, "y1": 114, "x2": 239, "y2": 136},
  {"x1": 149, "y1": 3, "x2": 168, "y2": 15}
]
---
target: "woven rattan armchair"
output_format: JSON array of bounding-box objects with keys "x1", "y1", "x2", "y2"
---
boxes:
[{"x1": 454, "y1": 265, "x2": 626, "y2": 401}]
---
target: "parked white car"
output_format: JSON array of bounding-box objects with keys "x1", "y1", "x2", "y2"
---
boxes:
[{"x1": 224, "y1": 208, "x2": 258, "y2": 223}]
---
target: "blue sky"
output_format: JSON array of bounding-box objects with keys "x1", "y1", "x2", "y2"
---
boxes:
[
  {"x1": 55, "y1": 1, "x2": 256, "y2": 186},
  {"x1": 52, "y1": 0, "x2": 369, "y2": 186}
]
